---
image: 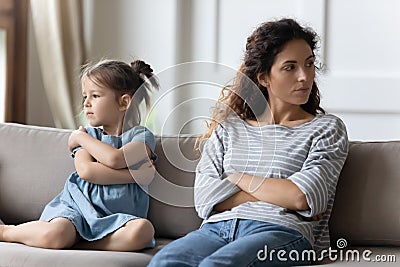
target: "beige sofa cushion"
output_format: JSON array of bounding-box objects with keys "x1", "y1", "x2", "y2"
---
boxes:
[
  {"x1": 0, "y1": 123, "x2": 74, "y2": 224},
  {"x1": 148, "y1": 135, "x2": 203, "y2": 238},
  {"x1": 330, "y1": 141, "x2": 400, "y2": 246}
]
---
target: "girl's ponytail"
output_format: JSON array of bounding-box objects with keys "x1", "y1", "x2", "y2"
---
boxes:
[{"x1": 130, "y1": 60, "x2": 159, "y2": 109}]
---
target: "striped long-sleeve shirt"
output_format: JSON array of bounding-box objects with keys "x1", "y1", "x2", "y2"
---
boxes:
[{"x1": 194, "y1": 113, "x2": 349, "y2": 254}]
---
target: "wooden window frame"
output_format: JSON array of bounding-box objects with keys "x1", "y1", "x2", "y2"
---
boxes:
[{"x1": 0, "y1": 0, "x2": 28, "y2": 123}]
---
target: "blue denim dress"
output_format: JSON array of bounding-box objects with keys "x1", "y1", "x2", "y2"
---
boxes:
[{"x1": 40, "y1": 126, "x2": 157, "y2": 244}]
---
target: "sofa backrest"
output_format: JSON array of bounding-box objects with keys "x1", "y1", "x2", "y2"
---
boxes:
[
  {"x1": 329, "y1": 141, "x2": 400, "y2": 247},
  {"x1": 0, "y1": 123, "x2": 74, "y2": 223},
  {"x1": 0, "y1": 123, "x2": 400, "y2": 245},
  {"x1": 148, "y1": 136, "x2": 203, "y2": 238}
]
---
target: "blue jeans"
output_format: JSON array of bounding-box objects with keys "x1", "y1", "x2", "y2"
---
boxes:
[{"x1": 148, "y1": 219, "x2": 312, "y2": 267}]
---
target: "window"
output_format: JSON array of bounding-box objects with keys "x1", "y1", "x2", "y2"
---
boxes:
[{"x1": 0, "y1": 0, "x2": 28, "y2": 123}]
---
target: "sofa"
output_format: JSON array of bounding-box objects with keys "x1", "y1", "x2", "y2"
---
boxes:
[{"x1": 0, "y1": 122, "x2": 399, "y2": 266}]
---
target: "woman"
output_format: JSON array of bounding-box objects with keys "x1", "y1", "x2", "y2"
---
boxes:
[{"x1": 149, "y1": 18, "x2": 349, "y2": 266}]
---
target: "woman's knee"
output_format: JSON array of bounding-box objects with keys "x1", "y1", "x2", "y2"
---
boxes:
[
  {"x1": 149, "y1": 230, "x2": 221, "y2": 267},
  {"x1": 149, "y1": 241, "x2": 202, "y2": 267}
]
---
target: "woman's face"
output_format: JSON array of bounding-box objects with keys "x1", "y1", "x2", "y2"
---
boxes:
[{"x1": 260, "y1": 39, "x2": 315, "y2": 110}]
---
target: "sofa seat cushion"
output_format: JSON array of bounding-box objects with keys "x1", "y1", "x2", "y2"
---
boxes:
[{"x1": 0, "y1": 238, "x2": 173, "y2": 267}]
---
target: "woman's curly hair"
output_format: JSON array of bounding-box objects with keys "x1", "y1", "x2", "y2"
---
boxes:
[{"x1": 197, "y1": 18, "x2": 325, "y2": 148}]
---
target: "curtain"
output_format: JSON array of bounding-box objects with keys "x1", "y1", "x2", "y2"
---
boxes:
[{"x1": 30, "y1": 0, "x2": 85, "y2": 129}]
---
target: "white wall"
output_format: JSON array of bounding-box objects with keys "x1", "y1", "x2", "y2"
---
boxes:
[
  {"x1": 180, "y1": 0, "x2": 400, "y2": 140},
  {"x1": 84, "y1": 0, "x2": 178, "y2": 72},
  {"x1": 321, "y1": 0, "x2": 400, "y2": 141},
  {"x1": 27, "y1": 0, "x2": 400, "y2": 140}
]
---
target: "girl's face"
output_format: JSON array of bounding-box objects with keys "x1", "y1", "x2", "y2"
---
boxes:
[
  {"x1": 259, "y1": 39, "x2": 315, "y2": 110},
  {"x1": 81, "y1": 76, "x2": 126, "y2": 129}
]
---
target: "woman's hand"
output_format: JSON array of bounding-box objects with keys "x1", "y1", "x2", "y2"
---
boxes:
[{"x1": 68, "y1": 126, "x2": 87, "y2": 152}]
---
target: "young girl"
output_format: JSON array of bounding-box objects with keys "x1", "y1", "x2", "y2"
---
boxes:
[
  {"x1": 0, "y1": 59, "x2": 159, "y2": 252},
  {"x1": 149, "y1": 18, "x2": 349, "y2": 266}
]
